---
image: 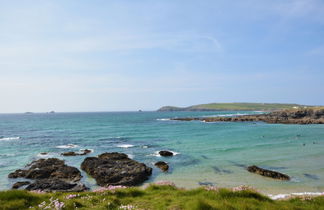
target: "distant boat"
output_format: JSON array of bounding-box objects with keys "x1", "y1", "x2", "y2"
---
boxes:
[
  {"x1": 25, "y1": 112, "x2": 33, "y2": 114},
  {"x1": 49, "y1": 111, "x2": 55, "y2": 114},
  {"x1": 138, "y1": 110, "x2": 143, "y2": 112}
]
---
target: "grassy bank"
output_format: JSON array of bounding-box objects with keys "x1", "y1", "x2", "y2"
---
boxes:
[{"x1": 1, "y1": 185, "x2": 324, "y2": 210}]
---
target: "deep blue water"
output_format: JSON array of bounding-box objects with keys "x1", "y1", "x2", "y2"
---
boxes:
[{"x1": 0, "y1": 111, "x2": 324, "y2": 194}]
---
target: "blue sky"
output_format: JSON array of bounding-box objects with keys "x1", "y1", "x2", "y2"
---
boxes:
[{"x1": 0, "y1": 0, "x2": 324, "y2": 112}]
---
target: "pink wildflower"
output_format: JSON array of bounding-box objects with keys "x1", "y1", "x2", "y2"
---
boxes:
[
  {"x1": 119, "y1": 204, "x2": 137, "y2": 209},
  {"x1": 205, "y1": 186, "x2": 219, "y2": 191},
  {"x1": 31, "y1": 190, "x2": 46, "y2": 194},
  {"x1": 66, "y1": 194, "x2": 78, "y2": 199},
  {"x1": 93, "y1": 185, "x2": 127, "y2": 192},
  {"x1": 232, "y1": 185, "x2": 256, "y2": 192}
]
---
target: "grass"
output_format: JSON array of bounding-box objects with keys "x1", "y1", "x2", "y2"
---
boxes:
[
  {"x1": 1, "y1": 185, "x2": 324, "y2": 210},
  {"x1": 158, "y1": 103, "x2": 308, "y2": 111}
]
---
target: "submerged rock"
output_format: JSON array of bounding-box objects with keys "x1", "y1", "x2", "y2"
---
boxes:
[
  {"x1": 12, "y1": 181, "x2": 31, "y2": 189},
  {"x1": 155, "y1": 161, "x2": 169, "y2": 172},
  {"x1": 8, "y1": 158, "x2": 85, "y2": 191},
  {"x1": 198, "y1": 181, "x2": 215, "y2": 186},
  {"x1": 247, "y1": 165, "x2": 290, "y2": 180},
  {"x1": 159, "y1": 151, "x2": 174, "y2": 157},
  {"x1": 81, "y1": 152, "x2": 152, "y2": 187},
  {"x1": 304, "y1": 173, "x2": 320, "y2": 180}
]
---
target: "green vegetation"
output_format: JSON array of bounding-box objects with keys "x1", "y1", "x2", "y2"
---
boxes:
[
  {"x1": 1, "y1": 185, "x2": 324, "y2": 210},
  {"x1": 158, "y1": 102, "x2": 307, "y2": 111}
]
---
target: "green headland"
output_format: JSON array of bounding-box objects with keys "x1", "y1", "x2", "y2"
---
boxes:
[{"x1": 158, "y1": 102, "x2": 307, "y2": 111}]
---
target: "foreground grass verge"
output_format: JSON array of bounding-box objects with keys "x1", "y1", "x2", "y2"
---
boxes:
[{"x1": 1, "y1": 185, "x2": 324, "y2": 210}]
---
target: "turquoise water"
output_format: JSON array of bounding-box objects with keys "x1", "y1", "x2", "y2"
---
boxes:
[{"x1": 0, "y1": 111, "x2": 324, "y2": 194}]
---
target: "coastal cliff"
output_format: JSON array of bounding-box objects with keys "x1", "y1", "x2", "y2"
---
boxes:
[{"x1": 172, "y1": 108, "x2": 324, "y2": 124}]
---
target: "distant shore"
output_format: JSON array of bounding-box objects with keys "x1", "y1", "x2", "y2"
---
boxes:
[
  {"x1": 172, "y1": 107, "x2": 324, "y2": 124},
  {"x1": 158, "y1": 102, "x2": 308, "y2": 112}
]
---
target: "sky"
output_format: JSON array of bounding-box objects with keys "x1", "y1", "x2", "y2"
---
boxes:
[{"x1": 0, "y1": 0, "x2": 324, "y2": 112}]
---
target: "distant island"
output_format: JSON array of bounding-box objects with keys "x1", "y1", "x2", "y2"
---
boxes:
[{"x1": 157, "y1": 102, "x2": 307, "y2": 111}]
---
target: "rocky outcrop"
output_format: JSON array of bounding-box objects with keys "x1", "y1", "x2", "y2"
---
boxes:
[
  {"x1": 25, "y1": 179, "x2": 87, "y2": 192},
  {"x1": 8, "y1": 158, "x2": 86, "y2": 191},
  {"x1": 61, "y1": 149, "x2": 92, "y2": 156},
  {"x1": 247, "y1": 165, "x2": 290, "y2": 180},
  {"x1": 9, "y1": 158, "x2": 81, "y2": 181},
  {"x1": 155, "y1": 161, "x2": 169, "y2": 172},
  {"x1": 12, "y1": 181, "x2": 30, "y2": 189},
  {"x1": 172, "y1": 108, "x2": 324, "y2": 124},
  {"x1": 81, "y1": 152, "x2": 152, "y2": 187},
  {"x1": 159, "y1": 151, "x2": 174, "y2": 157}
]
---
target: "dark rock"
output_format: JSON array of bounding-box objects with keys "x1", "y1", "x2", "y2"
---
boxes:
[
  {"x1": 40, "y1": 152, "x2": 48, "y2": 155},
  {"x1": 98, "y1": 152, "x2": 128, "y2": 160},
  {"x1": 82, "y1": 149, "x2": 92, "y2": 154},
  {"x1": 13, "y1": 158, "x2": 82, "y2": 182},
  {"x1": 61, "y1": 152, "x2": 79, "y2": 156},
  {"x1": 155, "y1": 161, "x2": 169, "y2": 172},
  {"x1": 159, "y1": 151, "x2": 174, "y2": 157},
  {"x1": 25, "y1": 179, "x2": 88, "y2": 192},
  {"x1": 81, "y1": 152, "x2": 152, "y2": 187},
  {"x1": 171, "y1": 108, "x2": 324, "y2": 124},
  {"x1": 12, "y1": 181, "x2": 31, "y2": 189},
  {"x1": 8, "y1": 158, "x2": 85, "y2": 191},
  {"x1": 247, "y1": 165, "x2": 290, "y2": 180},
  {"x1": 8, "y1": 169, "x2": 27, "y2": 178},
  {"x1": 61, "y1": 149, "x2": 92, "y2": 156}
]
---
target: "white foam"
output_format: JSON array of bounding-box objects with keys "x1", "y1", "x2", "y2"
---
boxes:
[
  {"x1": 127, "y1": 154, "x2": 135, "y2": 159},
  {"x1": 56, "y1": 144, "x2": 79, "y2": 149},
  {"x1": 202, "y1": 113, "x2": 250, "y2": 117},
  {"x1": 142, "y1": 145, "x2": 149, "y2": 149},
  {"x1": 116, "y1": 144, "x2": 135, "y2": 148},
  {"x1": 0, "y1": 137, "x2": 20, "y2": 141},
  {"x1": 157, "y1": 118, "x2": 171, "y2": 121},
  {"x1": 37, "y1": 153, "x2": 53, "y2": 158},
  {"x1": 269, "y1": 192, "x2": 324, "y2": 200}
]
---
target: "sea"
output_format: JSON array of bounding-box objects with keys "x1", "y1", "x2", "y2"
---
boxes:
[{"x1": 0, "y1": 111, "x2": 323, "y2": 198}]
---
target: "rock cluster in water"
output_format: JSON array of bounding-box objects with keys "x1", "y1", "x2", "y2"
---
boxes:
[
  {"x1": 8, "y1": 158, "x2": 87, "y2": 192},
  {"x1": 247, "y1": 165, "x2": 290, "y2": 180},
  {"x1": 172, "y1": 108, "x2": 324, "y2": 124},
  {"x1": 81, "y1": 152, "x2": 152, "y2": 186},
  {"x1": 61, "y1": 149, "x2": 92, "y2": 156}
]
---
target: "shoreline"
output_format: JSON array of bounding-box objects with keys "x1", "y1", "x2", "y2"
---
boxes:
[{"x1": 171, "y1": 108, "x2": 324, "y2": 124}]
